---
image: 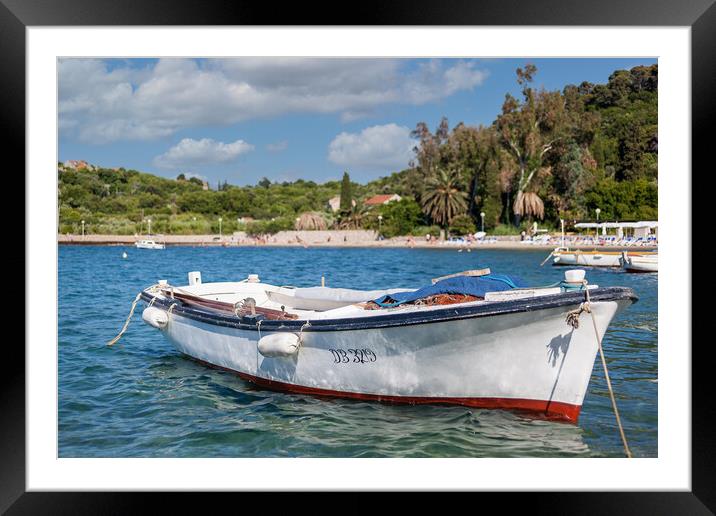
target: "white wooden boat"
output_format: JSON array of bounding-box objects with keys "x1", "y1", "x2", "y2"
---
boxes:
[
  {"x1": 135, "y1": 239, "x2": 165, "y2": 250},
  {"x1": 620, "y1": 251, "x2": 658, "y2": 273},
  {"x1": 137, "y1": 271, "x2": 636, "y2": 423},
  {"x1": 552, "y1": 248, "x2": 656, "y2": 268}
]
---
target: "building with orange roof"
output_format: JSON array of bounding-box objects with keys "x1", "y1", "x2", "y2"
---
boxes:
[{"x1": 363, "y1": 194, "x2": 401, "y2": 206}]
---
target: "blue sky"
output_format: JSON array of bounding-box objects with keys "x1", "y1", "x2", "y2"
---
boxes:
[{"x1": 59, "y1": 57, "x2": 656, "y2": 186}]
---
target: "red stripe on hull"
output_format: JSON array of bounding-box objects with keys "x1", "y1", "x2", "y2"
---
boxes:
[{"x1": 190, "y1": 357, "x2": 582, "y2": 423}]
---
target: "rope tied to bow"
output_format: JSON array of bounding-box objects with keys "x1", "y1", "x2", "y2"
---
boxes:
[
  {"x1": 107, "y1": 292, "x2": 142, "y2": 346},
  {"x1": 298, "y1": 320, "x2": 311, "y2": 345},
  {"x1": 539, "y1": 251, "x2": 555, "y2": 267},
  {"x1": 565, "y1": 302, "x2": 590, "y2": 329},
  {"x1": 107, "y1": 284, "x2": 160, "y2": 347},
  {"x1": 565, "y1": 280, "x2": 633, "y2": 458}
]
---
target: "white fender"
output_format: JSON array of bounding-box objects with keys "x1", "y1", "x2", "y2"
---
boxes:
[
  {"x1": 142, "y1": 306, "x2": 168, "y2": 329},
  {"x1": 258, "y1": 333, "x2": 301, "y2": 358}
]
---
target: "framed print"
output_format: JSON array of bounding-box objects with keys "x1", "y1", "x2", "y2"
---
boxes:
[{"x1": 4, "y1": 0, "x2": 711, "y2": 510}]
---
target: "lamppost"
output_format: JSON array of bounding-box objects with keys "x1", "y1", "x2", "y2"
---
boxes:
[
  {"x1": 480, "y1": 212, "x2": 485, "y2": 232},
  {"x1": 81, "y1": 220, "x2": 85, "y2": 238},
  {"x1": 595, "y1": 208, "x2": 601, "y2": 238},
  {"x1": 147, "y1": 218, "x2": 152, "y2": 235},
  {"x1": 377, "y1": 215, "x2": 383, "y2": 237},
  {"x1": 219, "y1": 217, "x2": 223, "y2": 239}
]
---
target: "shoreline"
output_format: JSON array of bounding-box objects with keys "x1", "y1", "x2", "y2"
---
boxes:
[{"x1": 58, "y1": 234, "x2": 657, "y2": 252}]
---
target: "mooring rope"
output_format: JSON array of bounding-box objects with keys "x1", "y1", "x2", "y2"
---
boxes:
[
  {"x1": 566, "y1": 281, "x2": 633, "y2": 458},
  {"x1": 107, "y1": 284, "x2": 160, "y2": 347},
  {"x1": 107, "y1": 292, "x2": 143, "y2": 347},
  {"x1": 539, "y1": 251, "x2": 554, "y2": 267},
  {"x1": 298, "y1": 320, "x2": 311, "y2": 345}
]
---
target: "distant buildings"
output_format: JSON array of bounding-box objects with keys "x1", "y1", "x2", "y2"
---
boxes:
[
  {"x1": 61, "y1": 160, "x2": 95, "y2": 171},
  {"x1": 327, "y1": 196, "x2": 356, "y2": 212},
  {"x1": 328, "y1": 196, "x2": 341, "y2": 212},
  {"x1": 327, "y1": 194, "x2": 400, "y2": 212},
  {"x1": 364, "y1": 194, "x2": 401, "y2": 206}
]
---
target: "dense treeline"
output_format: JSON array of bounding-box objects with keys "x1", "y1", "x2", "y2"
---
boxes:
[
  {"x1": 399, "y1": 63, "x2": 658, "y2": 231},
  {"x1": 59, "y1": 64, "x2": 657, "y2": 236},
  {"x1": 61, "y1": 169, "x2": 351, "y2": 235}
]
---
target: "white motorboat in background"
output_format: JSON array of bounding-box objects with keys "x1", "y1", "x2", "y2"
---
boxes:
[
  {"x1": 133, "y1": 269, "x2": 637, "y2": 423},
  {"x1": 552, "y1": 248, "x2": 656, "y2": 268},
  {"x1": 620, "y1": 251, "x2": 658, "y2": 273},
  {"x1": 135, "y1": 239, "x2": 165, "y2": 250}
]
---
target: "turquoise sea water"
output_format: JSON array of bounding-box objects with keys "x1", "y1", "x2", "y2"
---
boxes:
[{"x1": 58, "y1": 245, "x2": 657, "y2": 457}]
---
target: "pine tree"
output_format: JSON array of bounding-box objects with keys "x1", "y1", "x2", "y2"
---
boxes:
[{"x1": 340, "y1": 172, "x2": 352, "y2": 213}]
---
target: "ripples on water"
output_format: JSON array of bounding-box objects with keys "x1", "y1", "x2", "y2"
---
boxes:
[{"x1": 58, "y1": 246, "x2": 657, "y2": 457}]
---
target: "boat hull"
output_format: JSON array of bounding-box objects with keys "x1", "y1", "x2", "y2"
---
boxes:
[
  {"x1": 620, "y1": 256, "x2": 658, "y2": 273},
  {"x1": 145, "y1": 293, "x2": 633, "y2": 422},
  {"x1": 553, "y1": 252, "x2": 622, "y2": 267},
  {"x1": 135, "y1": 244, "x2": 165, "y2": 250},
  {"x1": 623, "y1": 263, "x2": 657, "y2": 273}
]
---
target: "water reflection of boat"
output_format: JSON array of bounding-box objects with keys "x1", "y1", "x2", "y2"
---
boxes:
[
  {"x1": 620, "y1": 251, "x2": 658, "y2": 273},
  {"x1": 135, "y1": 270, "x2": 636, "y2": 423}
]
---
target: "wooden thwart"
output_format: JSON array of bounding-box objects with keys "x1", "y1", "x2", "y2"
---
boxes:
[
  {"x1": 431, "y1": 268, "x2": 491, "y2": 284},
  {"x1": 160, "y1": 289, "x2": 298, "y2": 320}
]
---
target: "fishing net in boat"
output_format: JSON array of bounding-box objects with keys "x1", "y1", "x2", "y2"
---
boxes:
[
  {"x1": 363, "y1": 293, "x2": 481, "y2": 310},
  {"x1": 414, "y1": 294, "x2": 482, "y2": 306},
  {"x1": 369, "y1": 274, "x2": 526, "y2": 309}
]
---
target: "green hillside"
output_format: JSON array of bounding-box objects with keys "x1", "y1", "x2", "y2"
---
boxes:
[{"x1": 59, "y1": 64, "x2": 657, "y2": 237}]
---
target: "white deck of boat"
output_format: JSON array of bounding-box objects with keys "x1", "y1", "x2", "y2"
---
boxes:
[{"x1": 152, "y1": 281, "x2": 578, "y2": 321}]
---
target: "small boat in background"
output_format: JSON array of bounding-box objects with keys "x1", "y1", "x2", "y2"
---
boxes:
[
  {"x1": 620, "y1": 251, "x2": 658, "y2": 273},
  {"x1": 135, "y1": 239, "x2": 165, "y2": 250},
  {"x1": 552, "y1": 248, "x2": 656, "y2": 268},
  {"x1": 131, "y1": 269, "x2": 637, "y2": 423}
]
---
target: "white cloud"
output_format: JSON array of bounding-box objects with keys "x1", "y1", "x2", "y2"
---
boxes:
[
  {"x1": 328, "y1": 124, "x2": 415, "y2": 171},
  {"x1": 59, "y1": 58, "x2": 489, "y2": 143},
  {"x1": 153, "y1": 138, "x2": 254, "y2": 169}
]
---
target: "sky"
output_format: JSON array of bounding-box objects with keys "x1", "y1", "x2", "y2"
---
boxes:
[{"x1": 58, "y1": 57, "x2": 657, "y2": 187}]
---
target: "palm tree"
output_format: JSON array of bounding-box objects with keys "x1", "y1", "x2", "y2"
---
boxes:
[
  {"x1": 337, "y1": 204, "x2": 367, "y2": 230},
  {"x1": 513, "y1": 191, "x2": 545, "y2": 220},
  {"x1": 420, "y1": 167, "x2": 468, "y2": 234},
  {"x1": 295, "y1": 212, "x2": 327, "y2": 231}
]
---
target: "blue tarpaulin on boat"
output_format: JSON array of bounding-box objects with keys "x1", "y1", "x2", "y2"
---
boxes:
[{"x1": 372, "y1": 274, "x2": 528, "y2": 307}]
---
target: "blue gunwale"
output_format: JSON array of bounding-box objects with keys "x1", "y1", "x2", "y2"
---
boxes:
[{"x1": 139, "y1": 286, "x2": 637, "y2": 333}]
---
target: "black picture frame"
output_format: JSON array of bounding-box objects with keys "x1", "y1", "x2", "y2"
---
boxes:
[{"x1": 4, "y1": 0, "x2": 710, "y2": 510}]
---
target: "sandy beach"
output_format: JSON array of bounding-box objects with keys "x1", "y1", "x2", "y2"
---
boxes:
[{"x1": 58, "y1": 232, "x2": 657, "y2": 251}]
